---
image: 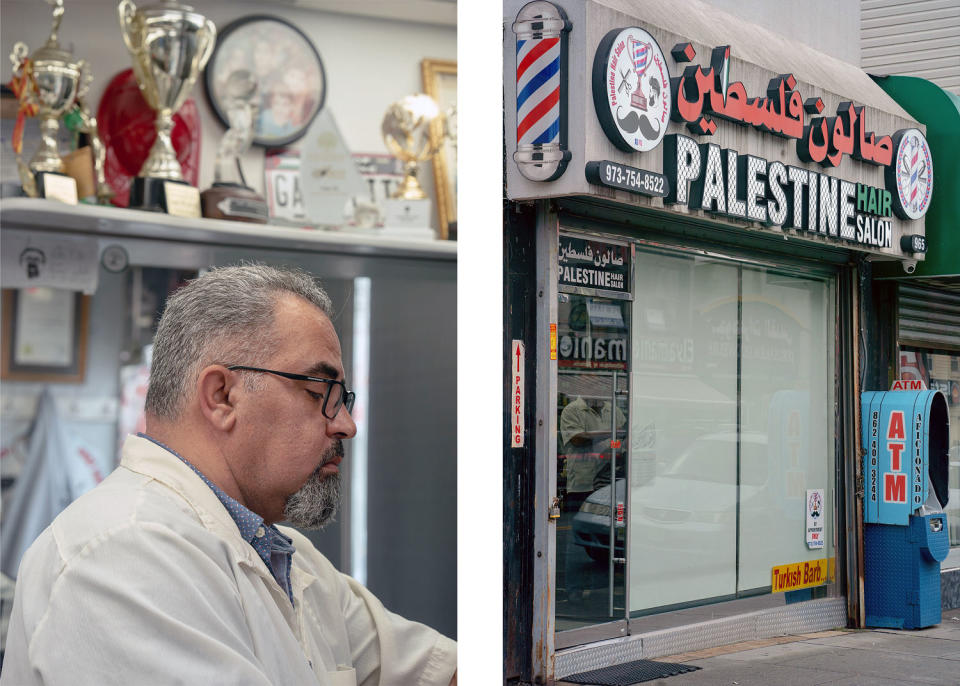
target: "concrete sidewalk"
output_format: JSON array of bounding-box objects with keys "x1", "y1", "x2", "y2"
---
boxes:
[
  {"x1": 644, "y1": 607, "x2": 960, "y2": 685},
  {"x1": 559, "y1": 607, "x2": 960, "y2": 685}
]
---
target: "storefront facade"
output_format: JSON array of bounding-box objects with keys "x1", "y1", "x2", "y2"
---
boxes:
[
  {"x1": 503, "y1": 1, "x2": 941, "y2": 682},
  {"x1": 868, "y1": 74, "x2": 960, "y2": 606}
]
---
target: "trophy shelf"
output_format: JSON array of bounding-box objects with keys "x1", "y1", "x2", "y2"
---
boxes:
[{"x1": 0, "y1": 198, "x2": 456, "y2": 261}]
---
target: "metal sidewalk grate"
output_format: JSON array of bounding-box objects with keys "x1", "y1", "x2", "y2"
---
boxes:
[{"x1": 563, "y1": 658, "x2": 701, "y2": 685}]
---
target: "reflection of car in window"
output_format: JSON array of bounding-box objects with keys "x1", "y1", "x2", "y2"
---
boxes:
[
  {"x1": 572, "y1": 432, "x2": 769, "y2": 563},
  {"x1": 664, "y1": 434, "x2": 768, "y2": 487},
  {"x1": 572, "y1": 478, "x2": 625, "y2": 562}
]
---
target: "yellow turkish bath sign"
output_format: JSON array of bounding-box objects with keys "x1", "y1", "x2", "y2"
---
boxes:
[{"x1": 771, "y1": 558, "x2": 834, "y2": 593}]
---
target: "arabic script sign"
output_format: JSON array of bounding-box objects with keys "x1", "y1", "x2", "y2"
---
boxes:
[
  {"x1": 586, "y1": 33, "x2": 934, "y2": 233},
  {"x1": 670, "y1": 43, "x2": 894, "y2": 168},
  {"x1": 558, "y1": 235, "x2": 630, "y2": 293}
]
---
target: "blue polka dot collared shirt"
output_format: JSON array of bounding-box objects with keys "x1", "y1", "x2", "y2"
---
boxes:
[{"x1": 137, "y1": 433, "x2": 296, "y2": 605}]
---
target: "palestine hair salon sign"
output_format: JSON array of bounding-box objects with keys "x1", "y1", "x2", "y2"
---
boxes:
[
  {"x1": 558, "y1": 235, "x2": 630, "y2": 294},
  {"x1": 507, "y1": 2, "x2": 932, "y2": 258},
  {"x1": 591, "y1": 34, "x2": 931, "y2": 253}
]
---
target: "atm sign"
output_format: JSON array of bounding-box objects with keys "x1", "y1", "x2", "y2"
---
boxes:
[
  {"x1": 891, "y1": 379, "x2": 926, "y2": 391},
  {"x1": 883, "y1": 410, "x2": 907, "y2": 504},
  {"x1": 771, "y1": 558, "x2": 830, "y2": 592}
]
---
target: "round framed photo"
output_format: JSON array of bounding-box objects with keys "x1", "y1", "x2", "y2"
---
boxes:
[{"x1": 204, "y1": 15, "x2": 326, "y2": 148}]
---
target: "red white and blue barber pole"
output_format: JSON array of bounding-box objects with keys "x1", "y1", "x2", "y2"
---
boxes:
[{"x1": 512, "y1": 1, "x2": 570, "y2": 181}]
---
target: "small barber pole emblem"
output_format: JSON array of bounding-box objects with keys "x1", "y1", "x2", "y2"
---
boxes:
[
  {"x1": 512, "y1": 1, "x2": 571, "y2": 181},
  {"x1": 629, "y1": 38, "x2": 651, "y2": 110}
]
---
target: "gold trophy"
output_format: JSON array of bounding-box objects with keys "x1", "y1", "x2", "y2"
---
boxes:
[
  {"x1": 200, "y1": 70, "x2": 268, "y2": 223},
  {"x1": 381, "y1": 94, "x2": 444, "y2": 200},
  {"x1": 118, "y1": 0, "x2": 216, "y2": 215},
  {"x1": 380, "y1": 94, "x2": 444, "y2": 238},
  {"x1": 8, "y1": 0, "x2": 86, "y2": 202}
]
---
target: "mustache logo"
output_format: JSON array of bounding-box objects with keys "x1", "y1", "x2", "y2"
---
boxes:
[{"x1": 616, "y1": 107, "x2": 661, "y2": 140}]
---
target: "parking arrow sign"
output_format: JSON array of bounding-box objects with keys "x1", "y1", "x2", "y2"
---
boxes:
[{"x1": 512, "y1": 340, "x2": 525, "y2": 448}]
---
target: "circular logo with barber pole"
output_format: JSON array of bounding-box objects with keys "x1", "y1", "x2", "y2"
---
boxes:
[
  {"x1": 886, "y1": 128, "x2": 933, "y2": 220},
  {"x1": 592, "y1": 27, "x2": 671, "y2": 153}
]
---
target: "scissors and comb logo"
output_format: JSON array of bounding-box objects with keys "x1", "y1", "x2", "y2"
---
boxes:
[
  {"x1": 887, "y1": 128, "x2": 933, "y2": 221},
  {"x1": 594, "y1": 27, "x2": 670, "y2": 152}
]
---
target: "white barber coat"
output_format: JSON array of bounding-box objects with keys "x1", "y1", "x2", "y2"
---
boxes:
[{"x1": 1, "y1": 436, "x2": 456, "y2": 686}]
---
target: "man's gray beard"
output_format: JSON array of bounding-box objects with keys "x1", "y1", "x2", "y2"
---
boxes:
[{"x1": 283, "y1": 442, "x2": 343, "y2": 529}]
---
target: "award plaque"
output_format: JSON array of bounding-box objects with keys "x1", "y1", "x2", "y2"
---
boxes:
[{"x1": 117, "y1": 0, "x2": 216, "y2": 213}]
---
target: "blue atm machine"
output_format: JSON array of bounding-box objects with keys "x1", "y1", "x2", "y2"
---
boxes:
[{"x1": 861, "y1": 387, "x2": 950, "y2": 629}]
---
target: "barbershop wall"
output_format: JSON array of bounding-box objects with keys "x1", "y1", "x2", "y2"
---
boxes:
[
  {"x1": 0, "y1": 268, "x2": 126, "y2": 463},
  {"x1": 0, "y1": 0, "x2": 457, "y2": 229}
]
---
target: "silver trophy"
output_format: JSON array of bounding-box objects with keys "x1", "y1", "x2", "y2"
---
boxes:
[
  {"x1": 9, "y1": 0, "x2": 86, "y2": 198},
  {"x1": 118, "y1": 0, "x2": 216, "y2": 211},
  {"x1": 201, "y1": 70, "x2": 268, "y2": 223}
]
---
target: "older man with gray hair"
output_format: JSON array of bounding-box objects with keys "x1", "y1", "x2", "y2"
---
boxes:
[{"x1": 1, "y1": 265, "x2": 457, "y2": 686}]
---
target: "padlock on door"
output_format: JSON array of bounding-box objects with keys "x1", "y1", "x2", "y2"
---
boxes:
[{"x1": 549, "y1": 496, "x2": 561, "y2": 519}]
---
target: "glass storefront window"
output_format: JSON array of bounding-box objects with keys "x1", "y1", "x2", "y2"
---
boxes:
[
  {"x1": 630, "y1": 254, "x2": 738, "y2": 611},
  {"x1": 629, "y1": 250, "x2": 836, "y2": 614},
  {"x1": 899, "y1": 350, "x2": 960, "y2": 546},
  {"x1": 737, "y1": 267, "x2": 836, "y2": 592}
]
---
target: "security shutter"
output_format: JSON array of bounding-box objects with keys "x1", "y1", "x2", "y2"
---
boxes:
[
  {"x1": 862, "y1": 0, "x2": 960, "y2": 95},
  {"x1": 898, "y1": 284, "x2": 960, "y2": 352}
]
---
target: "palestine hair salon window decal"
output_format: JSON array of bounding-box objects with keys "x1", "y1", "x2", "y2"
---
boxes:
[{"x1": 579, "y1": 29, "x2": 933, "y2": 256}]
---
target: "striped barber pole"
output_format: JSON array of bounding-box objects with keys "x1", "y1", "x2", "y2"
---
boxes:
[
  {"x1": 512, "y1": 1, "x2": 571, "y2": 182},
  {"x1": 630, "y1": 38, "x2": 651, "y2": 76},
  {"x1": 516, "y1": 36, "x2": 561, "y2": 148},
  {"x1": 907, "y1": 146, "x2": 921, "y2": 203}
]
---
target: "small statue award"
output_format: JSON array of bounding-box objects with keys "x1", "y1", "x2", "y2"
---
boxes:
[
  {"x1": 200, "y1": 70, "x2": 268, "y2": 223},
  {"x1": 380, "y1": 94, "x2": 444, "y2": 238}
]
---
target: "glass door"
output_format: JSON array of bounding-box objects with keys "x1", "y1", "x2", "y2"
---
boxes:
[{"x1": 555, "y1": 292, "x2": 629, "y2": 631}]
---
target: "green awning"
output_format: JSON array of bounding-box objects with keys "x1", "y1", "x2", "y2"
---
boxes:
[{"x1": 872, "y1": 75, "x2": 960, "y2": 279}]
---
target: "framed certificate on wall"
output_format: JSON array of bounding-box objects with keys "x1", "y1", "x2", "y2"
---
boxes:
[{"x1": 1, "y1": 288, "x2": 90, "y2": 383}]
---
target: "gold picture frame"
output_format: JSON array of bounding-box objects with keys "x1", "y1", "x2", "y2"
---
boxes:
[{"x1": 421, "y1": 58, "x2": 457, "y2": 240}]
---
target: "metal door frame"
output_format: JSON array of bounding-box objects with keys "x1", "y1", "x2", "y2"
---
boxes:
[{"x1": 532, "y1": 213, "x2": 637, "y2": 674}]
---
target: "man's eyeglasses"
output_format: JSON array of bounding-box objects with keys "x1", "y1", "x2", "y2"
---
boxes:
[{"x1": 227, "y1": 365, "x2": 356, "y2": 420}]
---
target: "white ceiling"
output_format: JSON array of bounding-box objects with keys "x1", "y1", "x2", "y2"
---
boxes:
[{"x1": 265, "y1": 0, "x2": 456, "y2": 26}]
